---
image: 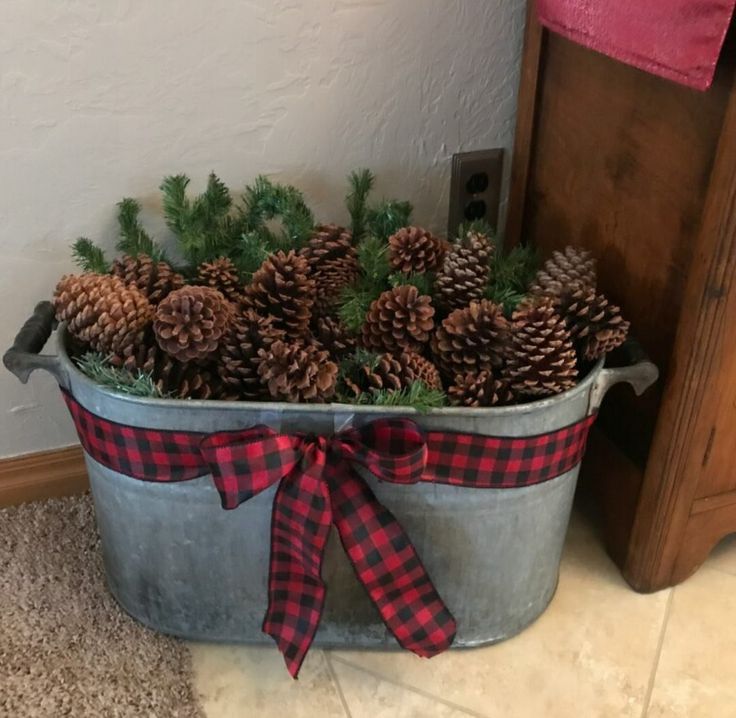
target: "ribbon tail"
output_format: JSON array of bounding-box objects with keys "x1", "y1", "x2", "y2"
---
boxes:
[
  {"x1": 327, "y1": 462, "x2": 457, "y2": 659},
  {"x1": 262, "y1": 467, "x2": 332, "y2": 679}
]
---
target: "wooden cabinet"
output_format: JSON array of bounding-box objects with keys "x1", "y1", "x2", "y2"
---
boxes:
[{"x1": 508, "y1": 1, "x2": 736, "y2": 591}]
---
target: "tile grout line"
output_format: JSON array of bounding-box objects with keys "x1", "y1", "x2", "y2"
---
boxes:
[
  {"x1": 640, "y1": 588, "x2": 675, "y2": 718},
  {"x1": 330, "y1": 655, "x2": 488, "y2": 718},
  {"x1": 324, "y1": 652, "x2": 354, "y2": 718}
]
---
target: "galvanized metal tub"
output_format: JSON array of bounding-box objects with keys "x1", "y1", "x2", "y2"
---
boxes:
[{"x1": 4, "y1": 302, "x2": 658, "y2": 650}]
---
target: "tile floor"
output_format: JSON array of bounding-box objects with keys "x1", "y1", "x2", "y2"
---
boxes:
[{"x1": 190, "y1": 508, "x2": 736, "y2": 718}]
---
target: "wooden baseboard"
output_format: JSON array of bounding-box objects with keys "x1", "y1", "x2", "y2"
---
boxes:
[{"x1": 0, "y1": 445, "x2": 89, "y2": 508}]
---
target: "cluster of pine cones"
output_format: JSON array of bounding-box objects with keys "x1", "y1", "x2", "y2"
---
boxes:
[{"x1": 53, "y1": 223, "x2": 629, "y2": 407}]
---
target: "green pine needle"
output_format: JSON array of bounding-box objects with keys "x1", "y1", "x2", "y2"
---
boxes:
[
  {"x1": 200, "y1": 172, "x2": 232, "y2": 219},
  {"x1": 338, "y1": 348, "x2": 381, "y2": 381},
  {"x1": 71, "y1": 237, "x2": 109, "y2": 274},
  {"x1": 485, "y1": 285, "x2": 528, "y2": 314},
  {"x1": 345, "y1": 168, "x2": 375, "y2": 241},
  {"x1": 357, "y1": 235, "x2": 391, "y2": 287},
  {"x1": 486, "y1": 244, "x2": 540, "y2": 314},
  {"x1": 337, "y1": 235, "x2": 394, "y2": 332},
  {"x1": 366, "y1": 199, "x2": 413, "y2": 241},
  {"x1": 116, "y1": 198, "x2": 165, "y2": 260},
  {"x1": 75, "y1": 352, "x2": 163, "y2": 398},
  {"x1": 362, "y1": 381, "x2": 447, "y2": 412},
  {"x1": 239, "y1": 175, "x2": 315, "y2": 250},
  {"x1": 337, "y1": 284, "x2": 378, "y2": 334},
  {"x1": 160, "y1": 172, "x2": 240, "y2": 266},
  {"x1": 234, "y1": 230, "x2": 272, "y2": 281},
  {"x1": 160, "y1": 174, "x2": 191, "y2": 237}
]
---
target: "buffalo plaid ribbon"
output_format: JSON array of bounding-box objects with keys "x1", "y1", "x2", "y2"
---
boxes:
[{"x1": 62, "y1": 390, "x2": 595, "y2": 678}]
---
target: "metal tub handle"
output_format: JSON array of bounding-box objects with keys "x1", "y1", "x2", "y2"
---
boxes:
[
  {"x1": 3, "y1": 301, "x2": 69, "y2": 389},
  {"x1": 588, "y1": 339, "x2": 658, "y2": 413}
]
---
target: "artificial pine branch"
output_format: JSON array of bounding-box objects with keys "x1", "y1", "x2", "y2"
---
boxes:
[
  {"x1": 345, "y1": 168, "x2": 375, "y2": 242},
  {"x1": 116, "y1": 198, "x2": 165, "y2": 260},
  {"x1": 278, "y1": 193, "x2": 315, "y2": 249},
  {"x1": 239, "y1": 175, "x2": 315, "y2": 250},
  {"x1": 335, "y1": 235, "x2": 394, "y2": 332},
  {"x1": 337, "y1": 285, "x2": 377, "y2": 334},
  {"x1": 357, "y1": 235, "x2": 391, "y2": 287},
  {"x1": 366, "y1": 199, "x2": 413, "y2": 241},
  {"x1": 234, "y1": 230, "x2": 272, "y2": 281},
  {"x1": 360, "y1": 381, "x2": 446, "y2": 411},
  {"x1": 160, "y1": 174, "x2": 191, "y2": 237},
  {"x1": 239, "y1": 175, "x2": 278, "y2": 230},
  {"x1": 486, "y1": 244, "x2": 540, "y2": 314},
  {"x1": 338, "y1": 347, "x2": 381, "y2": 379},
  {"x1": 191, "y1": 173, "x2": 232, "y2": 227},
  {"x1": 159, "y1": 172, "x2": 237, "y2": 267},
  {"x1": 71, "y1": 237, "x2": 109, "y2": 274},
  {"x1": 75, "y1": 352, "x2": 163, "y2": 398},
  {"x1": 334, "y1": 348, "x2": 381, "y2": 400}
]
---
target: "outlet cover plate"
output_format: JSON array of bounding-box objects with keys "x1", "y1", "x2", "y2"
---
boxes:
[{"x1": 448, "y1": 148, "x2": 504, "y2": 237}]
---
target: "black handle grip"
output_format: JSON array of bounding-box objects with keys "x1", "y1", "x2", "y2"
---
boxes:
[
  {"x1": 3, "y1": 301, "x2": 67, "y2": 387},
  {"x1": 10, "y1": 301, "x2": 56, "y2": 355}
]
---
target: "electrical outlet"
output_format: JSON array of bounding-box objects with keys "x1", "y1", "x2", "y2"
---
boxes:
[{"x1": 448, "y1": 149, "x2": 504, "y2": 237}]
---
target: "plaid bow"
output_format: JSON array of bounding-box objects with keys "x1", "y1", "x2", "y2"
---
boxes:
[
  {"x1": 199, "y1": 419, "x2": 456, "y2": 678},
  {"x1": 61, "y1": 390, "x2": 595, "y2": 678}
]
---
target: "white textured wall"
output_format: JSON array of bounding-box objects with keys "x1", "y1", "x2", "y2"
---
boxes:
[{"x1": 0, "y1": 0, "x2": 525, "y2": 458}]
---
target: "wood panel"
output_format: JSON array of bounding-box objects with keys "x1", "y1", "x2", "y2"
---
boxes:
[
  {"x1": 520, "y1": 33, "x2": 732, "y2": 465},
  {"x1": 693, "y1": 273, "x2": 736, "y2": 498},
  {"x1": 0, "y1": 445, "x2": 88, "y2": 507},
  {"x1": 624, "y1": 79, "x2": 736, "y2": 591},
  {"x1": 506, "y1": 0, "x2": 544, "y2": 247}
]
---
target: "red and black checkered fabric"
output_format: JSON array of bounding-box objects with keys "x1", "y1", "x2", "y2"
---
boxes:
[{"x1": 61, "y1": 389, "x2": 595, "y2": 678}]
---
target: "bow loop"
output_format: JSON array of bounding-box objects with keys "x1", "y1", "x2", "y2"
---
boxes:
[
  {"x1": 200, "y1": 426, "x2": 302, "y2": 510},
  {"x1": 334, "y1": 418, "x2": 428, "y2": 485}
]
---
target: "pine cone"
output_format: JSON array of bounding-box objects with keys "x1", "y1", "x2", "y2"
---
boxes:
[
  {"x1": 153, "y1": 286, "x2": 233, "y2": 362},
  {"x1": 197, "y1": 257, "x2": 245, "y2": 304},
  {"x1": 342, "y1": 353, "x2": 407, "y2": 398},
  {"x1": 530, "y1": 246, "x2": 597, "y2": 298},
  {"x1": 157, "y1": 358, "x2": 223, "y2": 400},
  {"x1": 435, "y1": 231, "x2": 493, "y2": 311},
  {"x1": 147, "y1": 350, "x2": 223, "y2": 400},
  {"x1": 400, "y1": 352, "x2": 443, "y2": 391},
  {"x1": 362, "y1": 285, "x2": 435, "y2": 353},
  {"x1": 54, "y1": 273, "x2": 154, "y2": 356},
  {"x1": 388, "y1": 226, "x2": 447, "y2": 274},
  {"x1": 342, "y1": 351, "x2": 442, "y2": 399},
  {"x1": 567, "y1": 290, "x2": 630, "y2": 361},
  {"x1": 111, "y1": 254, "x2": 185, "y2": 305},
  {"x1": 217, "y1": 310, "x2": 285, "y2": 400},
  {"x1": 449, "y1": 371, "x2": 515, "y2": 407},
  {"x1": 504, "y1": 297, "x2": 578, "y2": 398},
  {"x1": 108, "y1": 326, "x2": 154, "y2": 372},
  {"x1": 431, "y1": 299, "x2": 509, "y2": 378},
  {"x1": 539, "y1": 284, "x2": 631, "y2": 362},
  {"x1": 258, "y1": 340, "x2": 338, "y2": 403},
  {"x1": 314, "y1": 314, "x2": 356, "y2": 357},
  {"x1": 301, "y1": 225, "x2": 360, "y2": 315},
  {"x1": 244, "y1": 250, "x2": 315, "y2": 338},
  {"x1": 110, "y1": 331, "x2": 222, "y2": 400}
]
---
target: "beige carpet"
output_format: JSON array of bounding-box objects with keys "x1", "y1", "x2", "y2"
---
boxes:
[{"x1": 0, "y1": 494, "x2": 203, "y2": 717}]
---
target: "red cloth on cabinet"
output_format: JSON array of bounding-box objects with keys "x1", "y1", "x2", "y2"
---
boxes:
[{"x1": 537, "y1": 0, "x2": 735, "y2": 90}]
